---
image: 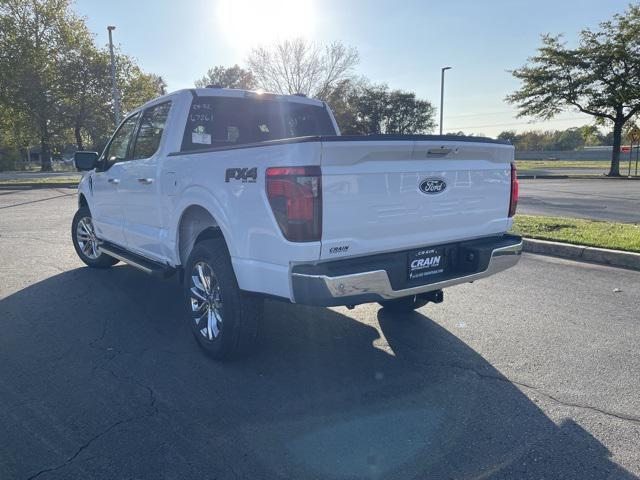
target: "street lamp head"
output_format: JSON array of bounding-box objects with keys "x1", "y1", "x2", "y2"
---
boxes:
[
  {"x1": 107, "y1": 25, "x2": 116, "y2": 31},
  {"x1": 442, "y1": 66, "x2": 452, "y2": 71}
]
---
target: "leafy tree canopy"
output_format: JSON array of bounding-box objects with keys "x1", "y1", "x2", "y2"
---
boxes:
[
  {"x1": 0, "y1": 0, "x2": 166, "y2": 170},
  {"x1": 194, "y1": 65, "x2": 255, "y2": 90},
  {"x1": 326, "y1": 79, "x2": 436, "y2": 135},
  {"x1": 507, "y1": 4, "x2": 640, "y2": 175}
]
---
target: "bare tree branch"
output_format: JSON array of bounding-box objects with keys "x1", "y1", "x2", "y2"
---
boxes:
[{"x1": 247, "y1": 39, "x2": 359, "y2": 100}]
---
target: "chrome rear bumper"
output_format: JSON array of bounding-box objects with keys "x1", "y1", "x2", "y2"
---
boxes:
[{"x1": 291, "y1": 236, "x2": 523, "y2": 306}]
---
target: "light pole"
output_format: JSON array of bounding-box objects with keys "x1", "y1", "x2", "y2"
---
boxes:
[
  {"x1": 439, "y1": 66, "x2": 452, "y2": 135},
  {"x1": 107, "y1": 26, "x2": 121, "y2": 125}
]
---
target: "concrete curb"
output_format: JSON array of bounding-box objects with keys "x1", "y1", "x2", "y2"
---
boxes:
[
  {"x1": 523, "y1": 238, "x2": 640, "y2": 271},
  {"x1": 518, "y1": 174, "x2": 569, "y2": 179},
  {"x1": 518, "y1": 174, "x2": 640, "y2": 180}
]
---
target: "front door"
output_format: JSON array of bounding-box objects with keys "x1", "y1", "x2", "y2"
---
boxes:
[{"x1": 90, "y1": 112, "x2": 140, "y2": 247}]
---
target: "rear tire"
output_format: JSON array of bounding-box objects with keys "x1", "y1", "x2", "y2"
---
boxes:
[
  {"x1": 71, "y1": 207, "x2": 118, "y2": 268},
  {"x1": 378, "y1": 295, "x2": 428, "y2": 313},
  {"x1": 184, "y1": 238, "x2": 262, "y2": 360}
]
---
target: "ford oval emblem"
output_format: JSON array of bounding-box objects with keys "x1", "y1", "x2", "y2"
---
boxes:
[{"x1": 419, "y1": 178, "x2": 447, "y2": 195}]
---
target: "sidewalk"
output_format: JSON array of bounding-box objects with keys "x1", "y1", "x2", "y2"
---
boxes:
[{"x1": 0, "y1": 171, "x2": 81, "y2": 180}]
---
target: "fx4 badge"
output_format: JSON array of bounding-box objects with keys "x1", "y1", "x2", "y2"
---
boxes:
[{"x1": 226, "y1": 167, "x2": 257, "y2": 183}]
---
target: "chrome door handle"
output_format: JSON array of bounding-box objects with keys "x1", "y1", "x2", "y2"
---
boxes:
[
  {"x1": 427, "y1": 148, "x2": 452, "y2": 156},
  {"x1": 107, "y1": 178, "x2": 120, "y2": 184},
  {"x1": 137, "y1": 178, "x2": 154, "y2": 185}
]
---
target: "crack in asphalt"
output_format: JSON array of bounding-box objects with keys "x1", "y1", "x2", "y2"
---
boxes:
[
  {"x1": 23, "y1": 318, "x2": 640, "y2": 480},
  {"x1": 104, "y1": 368, "x2": 160, "y2": 417},
  {"x1": 0, "y1": 192, "x2": 76, "y2": 210},
  {"x1": 456, "y1": 363, "x2": 640, "y2": 425},
  {"x1": 426, "y1": 360, "x2": 640, "y2": 426},
  {"x1": 25, "y1": 365, "x2": 160, "y2": 480},
  {"x1": 0, "y1": 188, "x2": 30, "y2": 195},
  {"x1": 385, "y1": 335, "x2": 640, "y2": 426},
  {"x1": 26, "y1": 416, "x2": 140, "y2": 480},
  {"x1": 19, "y1": 337, "x2": 640, "y2": 480},
  {"x1": 88, "y1": 315, "x2": 109, "y2": 350}
]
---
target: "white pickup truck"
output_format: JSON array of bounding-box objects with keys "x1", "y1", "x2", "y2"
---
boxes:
[{"x1": 72, "y1": 87, "x2": 522, "y2": 359}]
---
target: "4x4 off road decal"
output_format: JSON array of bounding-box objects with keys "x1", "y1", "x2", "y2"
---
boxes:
[{"x1": 225, "y1": 167, "x2": 257, "y2": 183}]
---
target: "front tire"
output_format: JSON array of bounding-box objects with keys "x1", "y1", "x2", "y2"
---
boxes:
[
  {"x1": 184, "y1": 238, "x2": 262, "y2": 360},
  {"x1": 71, "y1": 207, "x2": 118, "y2": 268}
]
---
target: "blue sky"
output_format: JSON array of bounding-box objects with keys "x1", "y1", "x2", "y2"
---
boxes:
[{"x1": 75, "y1": 0, "x2": 630, "y2": 136}]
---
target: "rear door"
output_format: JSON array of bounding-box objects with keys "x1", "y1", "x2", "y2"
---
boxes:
[{"x1": 319, "y1": 138, "x2": 514, "y2": 260}]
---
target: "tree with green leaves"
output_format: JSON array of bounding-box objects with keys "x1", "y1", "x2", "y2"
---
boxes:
[
  {"x1": 581, "y1": 124, "x2": 605, "y2": 146},
  {"x1": 326, "y1": 80, "x2": 436, "y2": 135},
  {"x1": 116, "y1": 54, "x2": 166, "y2": 114},
  {"x1": 0, "y1": 0, "x2": 84, "y2": 170},
  {"x1": 507, "y1": 4, "x2": 640, "y2": 176},
  {"x1": 384, "y1": 89, "x2": 436, "y2": 134},
  {"x1": 497, "y1": 130, "x2": 518, "y2": 145},
  {"x1": 0, "y1": 0, "x2": 167, "y2": 170},
  {"x1": 195, "y1": 65, "x2": 255, "y2": 89},
  {"x1": 59, "y1": 39, "x2": 112, "y2": 150},
  {"x1": 323, "y1": 78, "x2": 368, "y2": 134},
  {"x1": 496, "y1": 125, "x2": 616, "y2": 151},
  {"x1": 60, "y1": 45, "x2": 166, "y2": 152},
  {"x1": 0, "y1": 104, "x2": 35, "y2": 170}
]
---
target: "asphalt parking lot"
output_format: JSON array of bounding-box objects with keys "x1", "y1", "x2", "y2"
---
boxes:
[
  {"x1": 1, "y1": 188, "x2": 639, "y2": 479},
  {"x1": 518, "y1": 178, "x2": 640, "y2": 223}
]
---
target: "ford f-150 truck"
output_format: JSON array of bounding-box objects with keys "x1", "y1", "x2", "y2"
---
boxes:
[{"x1": 72, "y1": 87, "x2": 522, "y2": 359}]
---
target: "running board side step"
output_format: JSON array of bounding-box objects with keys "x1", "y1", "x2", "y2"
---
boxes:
[{"x1": 99, "y1": 242, "x2": 175, "y2": 278}]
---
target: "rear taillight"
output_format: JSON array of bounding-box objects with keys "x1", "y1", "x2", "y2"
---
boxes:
[
  {"x1": 509, "y1": 162, "x2": 519, "y2": 217},
  {"x1": 266, "y1": 166, "x2": 322, "y2": 242}
]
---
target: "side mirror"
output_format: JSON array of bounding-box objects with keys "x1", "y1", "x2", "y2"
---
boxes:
[{"x1": 74, "y1": 151, "x2": 99, "y2": 171}]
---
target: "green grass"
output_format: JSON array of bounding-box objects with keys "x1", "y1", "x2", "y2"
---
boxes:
[
  {"x1": 0, "y1": 175, "x2": 80, "y2": 185},
  {"x1": 516, "y1": 160, "x2": 611, "y2": 170},
  {"x1": 511, "y1": 215, "x2": 640, "y2": 253}
]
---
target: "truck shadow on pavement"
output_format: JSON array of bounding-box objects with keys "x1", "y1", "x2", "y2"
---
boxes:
[{"x1": 0, "y1": 264, "x2": 636, "y2": 480}]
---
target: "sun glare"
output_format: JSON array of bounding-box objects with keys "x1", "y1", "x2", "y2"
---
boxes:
[{"x1": 216, "y1": 0, "x2": 316, "y2": 52}]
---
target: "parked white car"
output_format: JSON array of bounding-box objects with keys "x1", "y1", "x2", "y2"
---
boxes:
[{"x1": 72, "y1": 87, "x2": 522, "y2": 359}]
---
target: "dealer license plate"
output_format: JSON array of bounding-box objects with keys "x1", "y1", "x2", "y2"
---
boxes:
[{"x1": 408, "y1": 247, "x2": 445, "y2": 281}]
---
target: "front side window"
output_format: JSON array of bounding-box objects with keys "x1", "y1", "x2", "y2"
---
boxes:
[
  {"x1": 132, "y1": 102, "x2": 171, "y2": 160},
  {"x1": 102, "y1": 112, "x2": 140, "y2": 169},
  {"x1": 181, "y1": 96, "x2": 336, "y2": 152}
]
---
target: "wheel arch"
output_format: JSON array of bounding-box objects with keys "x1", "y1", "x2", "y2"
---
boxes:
[
  {"x1": 177, "y1": 204, "x2": 230, "y2": 267},
  {"x1": 78, "y1": 192, "x2": 88, "y2": 209}
]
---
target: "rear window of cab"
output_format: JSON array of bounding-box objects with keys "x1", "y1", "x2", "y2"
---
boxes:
[{"x1": 180, "y1": 96, "x2": 336, "y2": 152}]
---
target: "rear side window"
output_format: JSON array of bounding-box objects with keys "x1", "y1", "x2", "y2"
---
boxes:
[
  {"x1": 132, "y1": 101, "x2": 171, "y2": 160},
  {"x1": 180, "y1": 96, "x2": 336, "y2": 152}
]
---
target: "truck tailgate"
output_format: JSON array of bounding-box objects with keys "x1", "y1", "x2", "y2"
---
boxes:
[{"x1": 319, "y1": 138, "x2": 514, "y2": 260}]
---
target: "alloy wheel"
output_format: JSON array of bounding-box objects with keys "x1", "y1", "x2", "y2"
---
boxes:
[
  {"x1": 76, "y1": 216, "x2": 100, "y2": 260},
  {"x1": 189, "y1": 261, "x2": 223, "y2": 341}
]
